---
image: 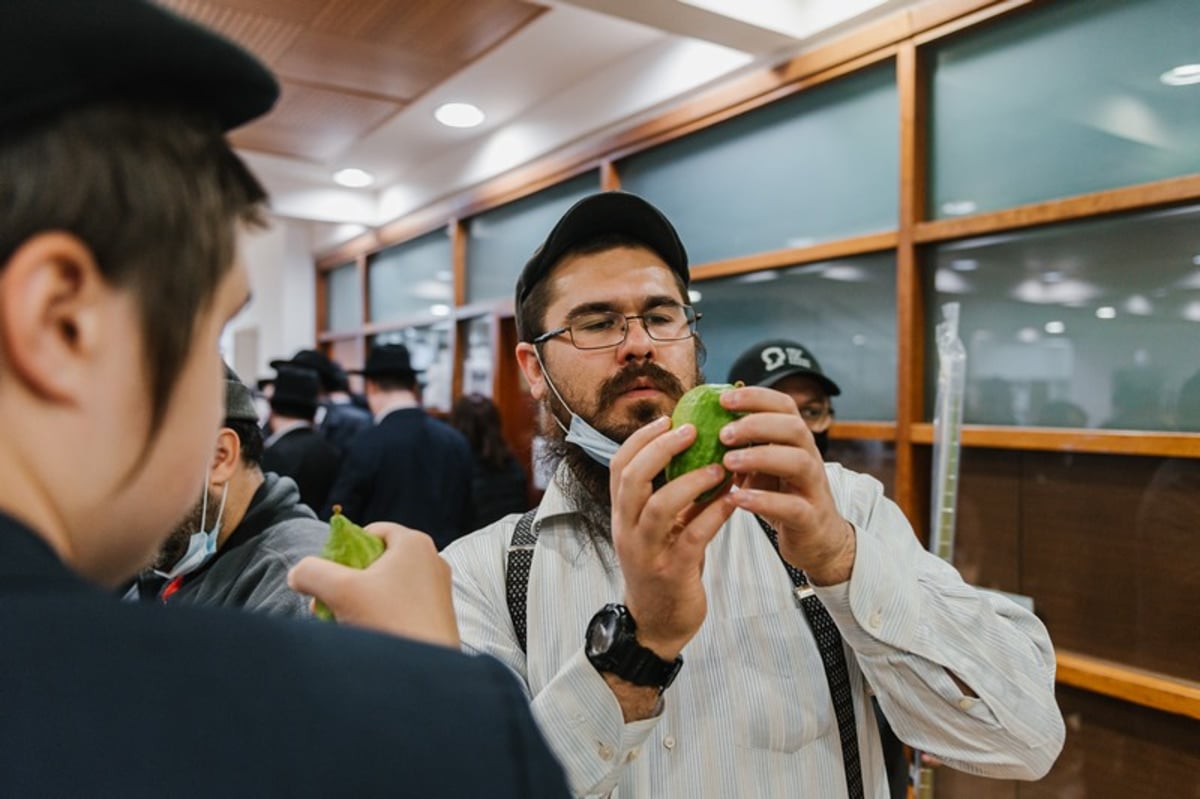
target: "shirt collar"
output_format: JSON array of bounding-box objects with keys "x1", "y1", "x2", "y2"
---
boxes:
[
  {"x1": 375, "y1": 394, "x2": 420, "y2": 422},
  {"x1": 264, "y1": 419, "x2": 311, "y2": 447}
]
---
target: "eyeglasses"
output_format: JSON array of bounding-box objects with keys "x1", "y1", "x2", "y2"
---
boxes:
[{"x1": 533, "y1": 304, "x2": 701, "y2": 351}]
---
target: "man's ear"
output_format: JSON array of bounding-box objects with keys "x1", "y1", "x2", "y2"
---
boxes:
[
  {"x1": 0, "y1": 232, "x2": 108, "y2": 403},
  {"x1": 210, "y1": 427, "x2": 241, "y2": 485},
  {"x1": 515, "y1": 342, "x2": 547, "y2": 401}
]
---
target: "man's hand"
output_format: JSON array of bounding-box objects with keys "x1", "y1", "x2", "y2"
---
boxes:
[
  {"x1": 288, "y1": 523, "x2": 460, "y2": 648},
  {"x1": 717, "y1": 386, "x2": 856, "y2": 586},
  {"x1": 610, "y1": 416, "x2": 737, "y2": 662}
]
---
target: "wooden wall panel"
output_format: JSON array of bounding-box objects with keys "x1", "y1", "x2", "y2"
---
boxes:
[{"x1": 952, "y1": 447, "x2": 1021, "y2": 591}]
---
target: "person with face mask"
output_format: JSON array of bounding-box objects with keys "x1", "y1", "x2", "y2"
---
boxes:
[
  {"x1": 727, "y1": 340, "x2": 840, "y2": 457},
  {"x1": 0, "y1": 2, "x2": 569, "y2": 796},
  {"x1": 440, "y1": 191, "x2": 1064, "y2": 798},
  {"x1": 128, "y1": 366, "x2": 328, "y2": 617}
]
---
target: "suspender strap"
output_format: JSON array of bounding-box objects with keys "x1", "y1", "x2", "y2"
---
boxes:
[
  {"x1": 755, "y1": 515, "x2": 864, "y2": 799},
  {"x1": 506, "y1": 508, "x2": 539, "y2": 653}
]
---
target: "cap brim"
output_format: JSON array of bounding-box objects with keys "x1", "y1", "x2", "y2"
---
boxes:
[
  {"x1": 759, "y1": 367, "x2": 842, "y2": 397},
  {"x1": 3, "y1": 0, "x2": 278, "y2": 132}
]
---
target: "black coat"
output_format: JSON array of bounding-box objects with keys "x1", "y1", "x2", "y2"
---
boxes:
[
  {"x1": 469, "y1": 454, "x2": 529, "y2": 532},
  {"x1": 319, "y1": 400, "x2": 373, "y2": 455},
  {"x1": 325, "y1": 408, "x2": 473, "y2": 550},
  {"x1": 0, "y1": 515, "x2": 568, "y2": 797},
  {"x1": 262, "y1": 425, "x2": 341, "y2": 514}
]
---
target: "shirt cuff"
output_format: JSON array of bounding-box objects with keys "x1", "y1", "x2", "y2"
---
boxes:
[
  {"x1": 531, "y1": 648, "x2": 662, "y2": 796},
  {"x1": 812, "y1": 523, "x2": 920, "y2": 655}
]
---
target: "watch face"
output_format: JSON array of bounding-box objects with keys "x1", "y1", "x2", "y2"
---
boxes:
[{"x1": 586, "y1": 608, "x2": 619, "y2": 656}]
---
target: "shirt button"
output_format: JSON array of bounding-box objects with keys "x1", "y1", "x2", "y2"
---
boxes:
[
  {"x1": 598, "y1": 743, "x2": 614, "y2": 761},
  {"x1": 868, "y1": 611, "x2": 883, "y2": 630},
  {"x1": 957, "y1": 697, "x2": 975, "y2": 711},
  {"x1": 625, "y1": 749, "x2": 640, "y2": 763},
  {"x1": 663, "y1": 735, "x2": 676, "y2": 751}
]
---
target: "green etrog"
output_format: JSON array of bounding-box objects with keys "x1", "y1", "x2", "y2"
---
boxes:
[{"x1": 666, "y1": 382, "x2": 743, "y2": 502}]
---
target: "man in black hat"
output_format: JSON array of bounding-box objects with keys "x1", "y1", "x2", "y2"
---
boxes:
[
  {"x1": 0, "y1": 2, "x2": 568, "y2": 796},
  {"x1": 442, "y1": 191, "x2": 1063, "y2": 797},
  {"x1": 262, "y1": 365, "x2": 342, "y2": 514},
  {"x1": 727, "y1": 339, "x2": 842, "y2": 457},
  {"x1": 325, "y1": 343, "x2": 475, "y2": 550},
  {"x1": 131, "y1": 366, "x2": 328, "y2": 616},
  {"x1": 271, "y1": 348, "x2": 373, "y2": 453}
]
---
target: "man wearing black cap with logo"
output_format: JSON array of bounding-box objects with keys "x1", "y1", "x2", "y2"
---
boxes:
[
  {"x1": 130, "y1": 366, "x2": 328, "y2": 617},
  {"x1": 728, "y1": 339, "x2": 842, "y2": 457},
  {"x1": 0, "y1": 2, "x2": 568, "y2": 796},
  {"x1": 325, "y1": 343, "x2": 474, "y2": 550},
  {"x1": 442, "y1": 191, "x2": 1063, "y2": 797},
  {"x1": 262, "y1": 365, "x2": 342, "y2": 514}
]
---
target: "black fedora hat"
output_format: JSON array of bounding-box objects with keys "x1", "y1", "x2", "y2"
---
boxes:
[
  {"x1": 351, "y1": 344, "x2": 419, "y2": 380},
  {"x1": 270, "y1": 349, "x2": 349, "y2": 393},
  {"x1": 269, "y1": 366, "x2": 320, "y2": 417}
]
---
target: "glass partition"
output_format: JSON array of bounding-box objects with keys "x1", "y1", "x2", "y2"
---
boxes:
[
  {"x1": 924, "y1": 203, "x2": 1200, "y2": 430},
  {"x1": 368, "y1": 228, "x2": 453, "y2": 324},
  {"x1": 928, "y1": 0, "x2": 1200, "y2": 218},
  {"x1": 694, "y1": 251, "x2": 897, "y2": 420},
  {"x1": 620, "y1": 64, "x2": 898, "y2": 264},
  {"x1": 325, "y1": 263, "x2": 361, "y2": 333},
  {"x1": 465, "y1": 171, "x2": 600, "y2": 304}
]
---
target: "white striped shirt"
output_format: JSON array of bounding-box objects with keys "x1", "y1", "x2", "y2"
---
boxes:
[{"x1": 443, "y1": 462, "x2": 1064, "y2": 798}]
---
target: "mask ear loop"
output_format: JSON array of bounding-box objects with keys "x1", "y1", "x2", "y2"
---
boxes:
[{"x1": 532, "y1": 345, "x2": 573, "y2": 436}]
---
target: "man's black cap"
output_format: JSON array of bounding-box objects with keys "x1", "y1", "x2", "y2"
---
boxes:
[
  {"x1": 223, "y1": 364, "x2": 261, "y2": 424},
  {"x1": 515, "y1": 192, "x2": 689, "y2": 335},
  {"x1": 270, "y1": 366, "x2": 321, "y2": 418},
  {"x1": 2, "y1": 0, "x2": 279, "y2": 133},
  {"x1": 727, "y1": 339, "x2": 842, "y2": 397}
]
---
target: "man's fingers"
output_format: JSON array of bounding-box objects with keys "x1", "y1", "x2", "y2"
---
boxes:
[
  {"x1": 609, "y1": 415, "x2": 671, "y2": 476},
  {"x1": 640, "y1": 464, "x2": 728, "y2": 536},
  {"x1": 287, "y1": 555, "x2": 354, "y2": 606}
]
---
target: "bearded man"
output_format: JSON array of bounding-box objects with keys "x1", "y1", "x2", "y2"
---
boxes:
[{"x1": 442, "y1": 192, "x2": 1064, "y2": 798}]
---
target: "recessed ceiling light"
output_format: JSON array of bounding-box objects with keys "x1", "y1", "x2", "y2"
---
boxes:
[
  {"x1": 333, "y1": 168, "x2": 374, "y2": 188},
  {"x1": 1095, "y1": 306, "x2": 1117, "y2": 319},
  {"x1": 687, "y1": 289, "x2": 703, "y2": 303},
  {"x1": 941, "y1": 200, "x2": 977, "y2": 216},
  {"x1": 1160, "y1": 64, "x2": 1200, "y2": 86},
  {"x1": 435, "y1": 102, "x2": 485, "y2": 128},
  {"x1": 429, "y1": 304, "x2": 451, "y2": 317},
  {"x1": 1044, "y1": 320, "x2": 1065, "y2": 334}
]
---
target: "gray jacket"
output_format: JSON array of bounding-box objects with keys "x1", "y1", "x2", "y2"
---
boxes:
[{"x1": 170, "y1": 472, "x2": 326, "y2": 617}]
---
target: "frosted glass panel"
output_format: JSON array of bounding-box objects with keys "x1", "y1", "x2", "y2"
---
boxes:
[
  {"x1": 620, "y1": 65, "x2": 898, "y2": 264},
  {"x1": 924, "y1": 204, "x2": 1200, "y2": 431},
  {"x1": 929, "y1": 0, "x2": 1200, "y2": 218},
  {"x1": 369, "y1": 229, "x2": 453, "y2": 324},
  {"x1": 695, "y1": 252, "x2": 897, "y2": 421},
  {"x1": 466, "y1": 171, "x2": 600, "y2": 303},
  {"x1": 326, "y1": 263, "x2": 361, "y2": 333}
]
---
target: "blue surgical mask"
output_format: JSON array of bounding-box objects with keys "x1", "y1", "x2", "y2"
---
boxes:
[
  {"x1": 534, "y1": 348, "x2": 621, "y2": 467},
  {"x1": 155, "y1": 477, "x2": 229, "y2": 581}
]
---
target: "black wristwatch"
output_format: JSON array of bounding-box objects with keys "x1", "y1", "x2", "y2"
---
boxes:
[{"x1": 585, "y1": 603, "x2": 683, "y2": 693}]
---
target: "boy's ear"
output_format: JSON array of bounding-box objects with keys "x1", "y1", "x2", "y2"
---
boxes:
[
  {"x1": 0, "y1": 232, "x2": 108, "y2": 403},
  {"x1": 209, "y1": 427, "x2": 240, "y2": 485},
  {"x1": 515, "y1": 342, "x2": 546, "y2": 401}
]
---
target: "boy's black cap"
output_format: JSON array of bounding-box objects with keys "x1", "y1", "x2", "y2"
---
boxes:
[
  {"x1": 2, "y1": 0, "x2": 278, "y2": 133},
  {"x1": 727, "y1": 339, "x2": 842, "y2": 397},
  {"x1": 223, "y1": 365, "x2": 261, "y2": 424},
  {"x1": 515, "y1": 192, "x2": 689, "y2": 335}
]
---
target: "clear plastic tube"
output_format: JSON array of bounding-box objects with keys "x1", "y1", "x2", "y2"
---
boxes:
[{"x1": 930, "y1": 302, "x2": 966, "y2": 563}]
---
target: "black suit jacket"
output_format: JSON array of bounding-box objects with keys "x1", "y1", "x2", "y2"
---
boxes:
[
  {"x1": 325, "y1": 408, "x2": 474, "y2": 549},
  {"x1": 0, "y1": 516, "x2": 568, "y2": 797},
  {"x1": 262, "y1": 425, "x2": 341, "y2": 514}
]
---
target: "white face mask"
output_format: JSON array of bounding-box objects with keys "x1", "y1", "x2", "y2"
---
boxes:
[
  {"x1": 534, "y1": 348, "x2": 621, "y2": 467},
  {"x1": 155, "y1": 476, "x2": 229, "y2": 581}
]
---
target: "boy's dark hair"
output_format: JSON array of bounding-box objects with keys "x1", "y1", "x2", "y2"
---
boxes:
[
  {"x1": 227, "y1": 419, "x2": 265, "y2": 467},
  {"x1": 517, "y1": 233, "x2": 688, "y2": 343},
  {"x1": 0, "y1": 103, "x2": 268, "y2": 437},
  {"x1": 450, "y1": 393, "x2": 514, "y2": 471}
]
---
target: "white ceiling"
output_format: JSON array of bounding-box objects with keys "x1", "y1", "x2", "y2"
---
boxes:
[{"x1": 240, "y1": 0, "x2": 916, "y2": 256}]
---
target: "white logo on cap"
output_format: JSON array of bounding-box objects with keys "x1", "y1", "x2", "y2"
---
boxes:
[{"x1": 761, "y1": 345, "x2": 812, "y2": 373}]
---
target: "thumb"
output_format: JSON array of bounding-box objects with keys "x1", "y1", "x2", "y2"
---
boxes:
[{"x1": 287, "y1": 555, "x2": 355, "y2": 606}]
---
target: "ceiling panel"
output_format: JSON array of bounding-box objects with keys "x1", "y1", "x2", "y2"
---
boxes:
[
  {"x1": 228, "y1": 81, "x2": 402, "y2": 162},
  {"x1": 277, "y1": 31, "x2": 453, "y2": 101}
]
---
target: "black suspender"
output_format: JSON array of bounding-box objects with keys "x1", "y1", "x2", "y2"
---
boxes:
[{"x1": 505, "y1": 510, "x2": 864, "y2": 799}]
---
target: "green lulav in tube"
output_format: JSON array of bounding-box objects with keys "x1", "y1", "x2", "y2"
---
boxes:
[{"x1": 313, "y1": 505, "x2": 385, "y2": 621}]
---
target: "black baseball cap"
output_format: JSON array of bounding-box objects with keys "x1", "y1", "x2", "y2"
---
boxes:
[
  {"x1": 727, "y1": 339, "x2": 841, "y2": 397},
  {"x1": 1, "y1": 0, "x2": 278, "y2": 133},
  {"x1": 515, "y1": 192, "x2": 689, "y2": 337}
]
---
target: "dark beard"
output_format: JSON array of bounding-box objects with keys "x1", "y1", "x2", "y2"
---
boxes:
[
  {"x1": 538, "y1": 359, "x2": 702, "y2": 554},
  {"x1": 153, "y1": 491, "x2": 210, "y2": 571}
]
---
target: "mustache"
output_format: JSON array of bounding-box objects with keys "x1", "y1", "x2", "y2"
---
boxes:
[{"x1": 596, "y1": 362, "x2": 686, "y2": 409}]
